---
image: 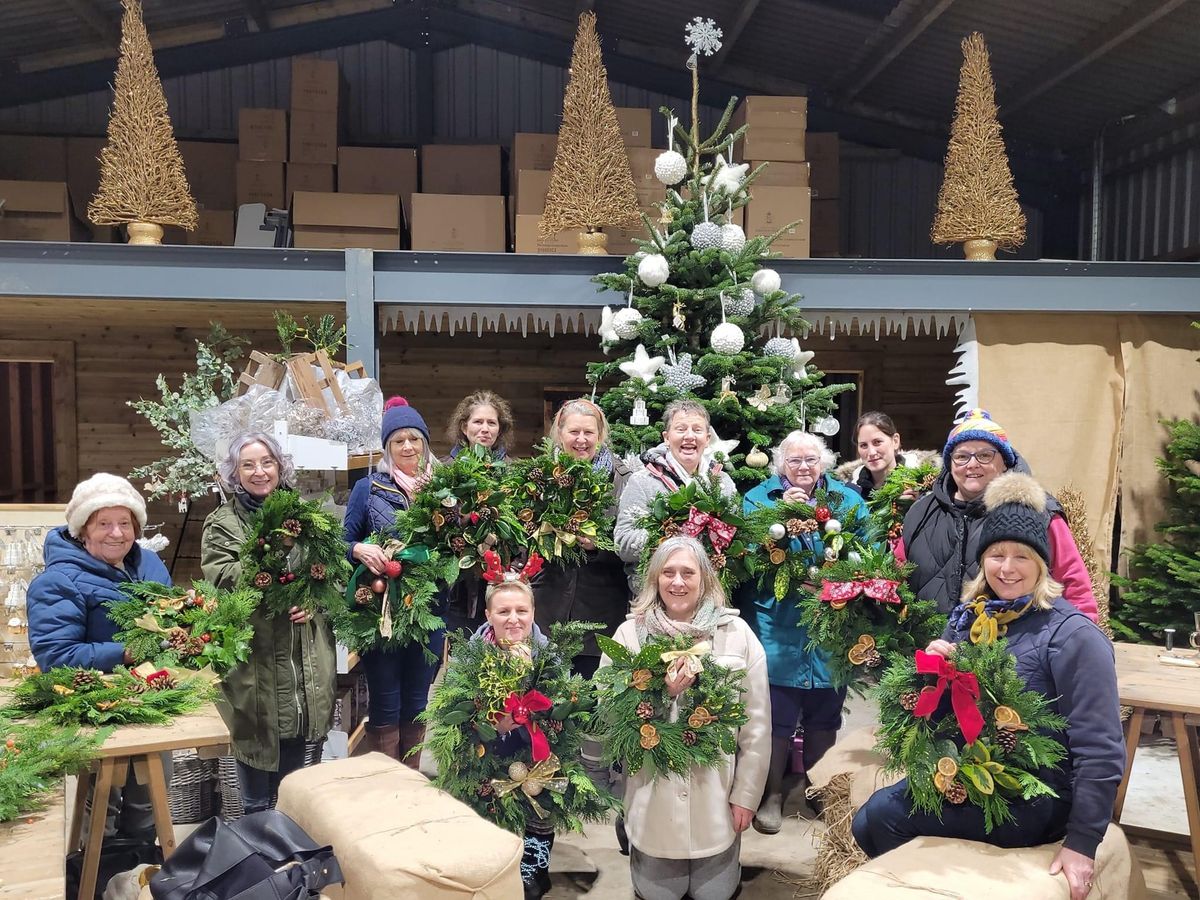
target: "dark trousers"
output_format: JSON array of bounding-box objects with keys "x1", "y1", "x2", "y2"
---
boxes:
[
  {"x1": 361, "y1": 631, "x2": 443, "y2": 725},
  {"x1": 573, "y1": 655, "x2": 601, "y2": 679},
  {"x1": 768, "y1": 683, "x2": 846, "y2": 738},
  {"x1": 851, "y1": 778, "x2": 1071, "y2": 858},
  {"x1": 236, "y1": 738, "x2": 322, "y2": 815}
]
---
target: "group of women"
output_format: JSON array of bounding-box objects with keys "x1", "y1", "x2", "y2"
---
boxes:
[{"x1": 25, "y1": 393, "x2": 1121, "y2": 900}]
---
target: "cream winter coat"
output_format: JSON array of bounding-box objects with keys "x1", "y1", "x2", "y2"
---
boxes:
[{"x1": 601, "y1": 609, "x2": 771, "y2": 859}]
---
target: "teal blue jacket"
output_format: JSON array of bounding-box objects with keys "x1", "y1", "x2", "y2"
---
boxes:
[{"x1": 737, "y1": 474, "x2": 866, "y2": 690}]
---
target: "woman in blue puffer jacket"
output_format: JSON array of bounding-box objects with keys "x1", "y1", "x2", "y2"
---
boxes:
[{"x1": 26, "y1": 472, "x2": 171, "y2": 846}]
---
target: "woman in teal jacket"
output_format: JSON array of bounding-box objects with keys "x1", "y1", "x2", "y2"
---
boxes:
[{"x1": 739, "y1": 430, "x2": 867, "y2": 835}]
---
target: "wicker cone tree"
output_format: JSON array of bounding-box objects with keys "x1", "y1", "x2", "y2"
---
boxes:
[
  {"x1": 540, "y1": 10, "x2": 641, "y2": 254},
  {"x1": 89, "y1": 0, "x2": 197, "y2": 245},
  {"x1": 931, "y1": 32, "x2": 1025, "y2": 260}
]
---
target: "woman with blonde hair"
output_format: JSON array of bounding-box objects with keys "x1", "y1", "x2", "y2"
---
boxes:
[
  {"x1": 601, "y1": 536, "x2": 771, "y2": 900},
  {"x1": 853, "y1": 473, "x2": 1123, "y2": 900}
]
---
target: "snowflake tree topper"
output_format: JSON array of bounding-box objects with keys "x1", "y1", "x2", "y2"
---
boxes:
[{"x1": 685, "y1": 17, "x2": 723, "y2": 59}]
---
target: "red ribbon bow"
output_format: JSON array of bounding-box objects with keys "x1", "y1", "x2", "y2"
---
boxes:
[
  {"x1": 911, "y1": 650, "x2": 984, "y2": 744},
  {"x1": 819, "y1": 578, "x2": 902, "y2": 605},
  {"x1": 503, "y1": 689, "x2": 554, "y2": 762},
  {"x1": 680, "y1": 507, "x2": 737, "y2": 552}
]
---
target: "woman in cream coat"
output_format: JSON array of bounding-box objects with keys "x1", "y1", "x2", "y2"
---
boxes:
[{"x1": 601, "y1": 535, "x2": 770, "y2": 900}]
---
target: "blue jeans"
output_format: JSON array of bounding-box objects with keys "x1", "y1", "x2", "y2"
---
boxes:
[
  {"x1": 852, "y1": 778, "x2": 1071, "y2": 857},
  {"x1": 361, "y1": 630, "x2": 443, "y2": 725}
]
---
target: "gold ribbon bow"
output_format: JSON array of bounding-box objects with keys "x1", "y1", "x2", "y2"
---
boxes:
[
  {"x1": 660, "y1": 641, "x2": 711, "y2": 677},
  {"x1": 490, "y1": 754, "x2": 569, "y2": 819}
]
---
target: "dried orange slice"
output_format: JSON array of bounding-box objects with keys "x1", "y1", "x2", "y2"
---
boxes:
[
  {"x1": 933, "y1": 771, "x2": 951, "y2": 793},
  {"x1": 830, "y1": 598, "x2": 848, "y2": 610},
  {"x1": 857, "y1": 634, "x2": 876, "y2": 649},
  {"x1": 847, "y1": 644, "x2": 869, "y2": 665},
  {"x1": 639, "y1": 723, "x2": 657, "y2": 737},
  {"x1": 769, "y1": 548, "x2": 786, "y2": 565},
  {"x1": 936, "y1": 756, "x2": 959, "y2": 777},
  {"x1": 994, "y1": 706, "x2": 1027, "y2": 730}
]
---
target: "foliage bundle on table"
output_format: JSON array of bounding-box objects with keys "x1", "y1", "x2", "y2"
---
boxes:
[
  {"x1": 796, "y1": 546, "x2": 944, "y2": 690},
  {"x1": 636, "y1": 477, "x2": 759, "y2": 593},
  {"x1": 593, "y1": 633, "x2": 748, "y2": 778},
  {"x1": 506, "y1": 439, "x2": 615, "y2": 567},
  {"x1": 867, "y1": 459, "x2": 941, "y2": 542},
  {"x1": 239, "y1": 489, "x2": 351, "y2": 615},
  {"x1": 745, "y1": 487, "x2": 872, "y2": 601},
  {"x1": 331, "y1": 542, "x2": 458, "y2": 661},
  {"x1": 419, "y1": 621, "x2": 617, "y2": 835},
  {"x1": 0, "y1": 716, "x2": 111, "y2": 823},
  {"x1": 108, "y1": 580, "x2": 256, "y2": 675},
  {"x1": 397, "y1": 444, "x2": 527, "y2": 579},
  {"x1": 875, "y1": 640, "x2": 1066, "y2": 832},
  {"x1": 10, "y1": 666, "x2": 213, "y2": 727},
  {"x1": 582, "y1": 18, "x2": 851, "y2": 489}
]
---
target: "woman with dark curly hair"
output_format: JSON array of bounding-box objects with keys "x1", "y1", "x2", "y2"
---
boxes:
[{"x1": 445, "y1": 390, "x2": 515, "y2": 460}]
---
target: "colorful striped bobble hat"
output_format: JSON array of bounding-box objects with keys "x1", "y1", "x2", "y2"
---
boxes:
[{"x1": 943, "y1": 408, "x2": 1017, "y2": 469}]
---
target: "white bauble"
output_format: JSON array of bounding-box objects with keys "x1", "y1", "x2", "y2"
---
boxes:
[
  {"x1": 637, "y1": 253, "x2": 670, "y2": 287},
  {"x1": 768, "y1": 523, "x2": 786, "y2": 541},
  {"x1": 808, "y1": 565, "x2": 821, "y2": 579},
  {"x1": 762, "y1": 337, "x2": 797, "y2": 359},
  {"x1": 612, "y1": 307, "x2": 643, "y2": 340},
  {"x1": 814, "y1": 415, "x2": 841, "y2": 437},
  {"x1": 824, "y1": 547, "x2": 839, "y2": 562},
  {"x1": 654, "y1": 150, "x2": 688, "y2": 185},
  {"x1": 719, "y1": 223, "x2": 746, "y2": 254},
  {"x1": 691, "y1": 221, "x2": 722, "y2": 251},
  {"x1": 710, "y1": 322, "x2": 745, "y2": 355},
  {"x1": 824, "y1": 518, "x2": 842, "y2": 535},
  {"x1": 726, "y1": 287, "x2": 755, "y2": 317},
  {"x1": 847, "y1": 551, "x2": 862, "y2": 564},
  {"x1": 751, "y1": 268, "x2": 782, "y2": 295},
  {"x1": 745, "y1": 446, "x2": 770, "y2": 468}
]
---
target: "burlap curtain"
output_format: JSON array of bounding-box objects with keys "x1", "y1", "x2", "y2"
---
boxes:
[{"x1": 973, "y1": 313, "x2": 1198, "y2": 573}]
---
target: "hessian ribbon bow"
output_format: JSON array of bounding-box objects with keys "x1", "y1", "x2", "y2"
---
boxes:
[
  {"x1": 504, "y1": 689, "x2": 554, "y2": 762},
  {"x1": 659, "y1": 641, "x2": 711, "y2": 677},
  {"x1": 819, "y1": 578, "x2": 902, "y2": 606},
  {"x1": 911, "y1": 650, "x2": 985, "y2": 744},
  {"x1": 680, "y1": 507, "x2": 736, "y2": 552}
]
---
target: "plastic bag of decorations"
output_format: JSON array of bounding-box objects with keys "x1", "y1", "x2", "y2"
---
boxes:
[{"x1": 189, "y1": 384, "x2": 292, "y2": 460}]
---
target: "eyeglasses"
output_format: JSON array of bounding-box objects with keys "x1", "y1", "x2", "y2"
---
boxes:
[
  {"x1": 785, "y1": 456, "x2": 821, "y2": 468},
  {"x1": 239, "y1": 459, "x2": 278, "y2": 474},
  {"x1": 950, "y1": 449, "x2": 997, "y2": 467}
]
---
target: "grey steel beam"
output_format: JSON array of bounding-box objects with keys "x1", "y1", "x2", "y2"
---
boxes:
[
  {"x1": 244, "y1": 0, "x2": 272, "y2": 32},
  {"x1": 832, "y1": 0, "x2": 959, "y2": 102},
  {"x1": 344, "y1": 248, "x2": 377, "y2": 378},
  {"x1": 1000, "y1": 0, "x2": 1190, "y2": 118},
  {"x1": 710, "y1": 0, "x2": 762, "y2": 73},
  {"x1": 64, "y1": 0, "x2": 119, "y2": 50}
]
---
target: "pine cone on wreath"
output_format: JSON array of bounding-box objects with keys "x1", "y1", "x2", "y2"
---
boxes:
[
  {"x1": 477, "y1": 505, "x2": 494, "y2": 522},
  {"x1": 72, "y1": 670, "x2": 102, "y2": 690},
  {"x1": 864, "y1": 649, "x2": 883, "y2": 668},
  {"x1": 354, "y1": 586, "x2": 374, "y2": 606},
  {"x1": 531, "y1": 467, "x2": 547, "y2": 484},
  {"x1": 547, "y1": 719, "x2": 564, "y2": 733},
  {"x1": 310, "y1": 563, "x2": 327, "y2": 581},
  {"x1": 799, "y1": 519, "x2": 819, "y2": 534},
  {"x1": 899, "y1": 691, "x2": 921, "y2": 712},
  {"x1": 711, "y1": 552, "x2": 727, "y2": 570},
  {"x1": 554, "y1": 473, "x2": 574, "y2": 488},
  {"x1": 785, "y1": 518, "x2": 805, "y2": 537},
  {"x1": 524, "y1": 522, "x2": 539, "y2": 536},
  {"x1": 682, "y1": 730, "x2": 698, "y2": 746},
  {"x1": 254, "y1": 571, "x2": 273, "y2": 589},
  {"x1": 995, "y1": 729, "x2": 1019, "y2": 754},
  {"x1": 127, "y1": 680, "x2": 149, "y2": 695},
  {"x1": 565, "y1": 520, "x2": 580, "y2": 534},
  {"x1": 636, "y1": 700, "x2": 655, "y2": 720},
  {"x1": 185, "y1": 638, "x2": 206, "y2": 657},
  {"x1": 478, "y1": 781, "x2": 494, "y2": 798},
  {"x1": 282, "y1": 519, "x2": 303, "y2": 537},
  {"x1": 150, "y1": 676, "x2": 177, "y2": 692},
  {"x1": 450, "y1": 536, "x2": 467, "y2": 552},
  {"x1": 662, "y1": 521, "x2": 682, "y2": 538},
  {"x1": 167, "y1": 627, "x2": 190, "y2": 650},
  {"x1": 944, "y1": 781, "x2": 968, "y2": 805}
]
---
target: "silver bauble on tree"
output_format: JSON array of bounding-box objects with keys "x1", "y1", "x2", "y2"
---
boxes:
[
  {"x1": 613, "y1": 307, "x2": 643, "y2": 339},
  {"x1": 726, "y1": 287, "x2": 755, "y2": 316},
  {"x1": 710, "y1": 322, "x2": 745, "y2": 355},
  {"x1": 691, "y1": 221, "x2": 722, "y2": 251},
  {"x1": 763, "y1": 337, "x2": 797, "y2": 359},
  {"x1": 719, "y1": 223, "x2": 746, "y2": 253},
  {"x1": 637, "y1": 253, "x2": 670, "y2": 287},
  {"x1": 654, "y1": 150, "x2": 688, "y2": 185},
  {"x1": 751, "y1": 268, "x2": 781, "y2": 295}
]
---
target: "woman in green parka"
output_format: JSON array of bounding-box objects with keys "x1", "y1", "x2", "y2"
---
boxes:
[{"x1": 201, "y1": 431, "x2": 336, "y2": 814}]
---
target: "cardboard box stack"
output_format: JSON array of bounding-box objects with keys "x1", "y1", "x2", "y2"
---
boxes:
[
  {"x1": 735, "y1": 96, "x2": 811, "y2": 258},
  {"x1": 337, "y1": 146, "x2": 418, "y2": 230},
  {"x1": 0, "y1": 135, "x2": 89, "y2": 242},
  {"x1": 292, "y1": 191, "x2": 401, "y2": 251},
  {"x1": 806, "y1": 132, "x2": 840, "y2": 257},
  {"x1": 236, "y1": 107, "x2": 287, "y2": 213},
  {"x1": 412, "y1": 145, "x2": 504, "y2": 252}
]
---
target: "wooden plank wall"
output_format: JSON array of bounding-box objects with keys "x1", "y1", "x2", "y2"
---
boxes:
[{"x1": 0, "y1": 298, "x2": 958, "y2": 582}]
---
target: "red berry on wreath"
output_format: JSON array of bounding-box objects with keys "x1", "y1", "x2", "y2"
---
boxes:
[
  {"x1": 469, "y1": 512, "x2": 480, "y2": 524},
  {"x1": 257, "y1": 538, "x2": 265, "y2": 546},
  {"x1": 814, "y1": 506, "x2": 831, "y2": 523},
  {"x1": 383, "y1": 561, "x2": 403, "y2": 578},
  {"x1": 201, "y1": 633, "x2": 212, "y2": 643},
  {"x1": 278, "y1": 575, "x2": 287, "y2": 584},
  {"x1": 371, "y1": 578, "x2": 387, "y2": 594}
]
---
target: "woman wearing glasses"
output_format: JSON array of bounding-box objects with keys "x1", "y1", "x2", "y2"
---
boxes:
[
  {"x1": 739, "y1": 430, "x2": 868, "y2": 834},
  {"x1": 895, "y1": 409, "x2": 1096, "y2": 619}
]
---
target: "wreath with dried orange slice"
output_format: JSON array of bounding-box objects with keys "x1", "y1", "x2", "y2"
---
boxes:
[
  {"x1": 594, "y1": 634, "x2": 748, "y2": 778},
  {"x1": 875, "y1": 638, "x2": 1067, "y2": 832}
]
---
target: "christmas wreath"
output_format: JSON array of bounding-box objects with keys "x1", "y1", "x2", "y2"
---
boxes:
[
  {"x1": 505, "y1": 439, "x2": 616, "y2": 567},
  {"x1": 875, "y1": 639, "x2": 1067, "y2": 832},
  {"x1": 419, "y1": 621, "x2": 617, "y2": 835},
  {"x1": 330, "y1": 541, "x2": 458, "y2": 661},
  {"x1": 745, "y1": 487, "x2": 873, "y2": 601},
  {"x1": 0, "y1": 715, "x2": 110, "y2": 823},
  {"x1": 593, "y1": 633, "x2": 749, "y2": 778},
  {"x1": 398, "y1": 444, "x2": 527, "y2": 580},
  {"x1": 796, "y1": 546, "x2": 944, "y2": 690},
  {"x1": 9, "y1": 665, "x2": 214, "y2": 727},
  {"x1": 107, "y1": 580, "x2": 256, "y2": 675},
  {"x1": 868, "y1": 460, "x2": 941, "y2": 542},
  {"x1": 239, "y1": 489, "x2": 352, "y2": 615},
  {"x1": 636, "y1": 477, "x2": 759, "y2": 593}
]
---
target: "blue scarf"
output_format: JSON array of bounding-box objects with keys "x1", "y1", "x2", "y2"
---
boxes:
[
  {"x1": 591, "y1": 446, "x2": 614, "y2": 476},
  {"x1": 948, "y1": 594, "x2": 1036, "y2": 644}
]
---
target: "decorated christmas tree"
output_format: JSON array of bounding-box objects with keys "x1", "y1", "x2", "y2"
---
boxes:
[
  {"x1": 89, "y1": 0, "x2": 198, "y2": 244},
  {"x1": 1111, "y1": 411, "x2": 1200, "y2": 643},
  {"x1": 930, "y1": 32, "x2": 1025, "y2": 260},
  {"x1": 541, "y1": 10, "x2": 642, "y2": 254},
  {"x1": 586, "y1": 17, "x2": 850, "y2": 487}
]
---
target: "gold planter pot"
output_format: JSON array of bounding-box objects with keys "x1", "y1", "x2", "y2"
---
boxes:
[
  {"x1": 577, "y1": 229, "x2": 608, "y2": 255},
  {"x1": 127, "y1": 222, "x2": 165, "y2": 245},
  {"x1": 963, "y1": 238, "x2": 998, "y2": 261}
]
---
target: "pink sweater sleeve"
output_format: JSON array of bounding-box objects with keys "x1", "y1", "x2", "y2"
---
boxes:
[{"x1": 1048, "y1": 515, "x2": 1097, "y2": 622}]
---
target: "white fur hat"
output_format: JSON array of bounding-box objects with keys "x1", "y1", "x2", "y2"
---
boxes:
[{"x1": 65, "y1": 473, "x2": 148, "y2": 538}]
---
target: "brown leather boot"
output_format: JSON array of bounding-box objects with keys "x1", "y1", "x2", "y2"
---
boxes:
[
  {"x1": 364, "y1": 723, "x2": 400, "y2": 760},
  {"x1": 399, "y1": 722, "x2": 425, "y2": 770}
]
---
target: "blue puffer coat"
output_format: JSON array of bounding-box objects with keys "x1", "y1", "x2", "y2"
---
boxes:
[
  {"x1": 342, "y1": 471, "x2": 409, "y2": 557},
  {"x1": 27, "y1": 525, "x2": 172, "y2": 672},
  {"x1": 738, "y1": 474, "x2": 866, "y2": 690}
]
